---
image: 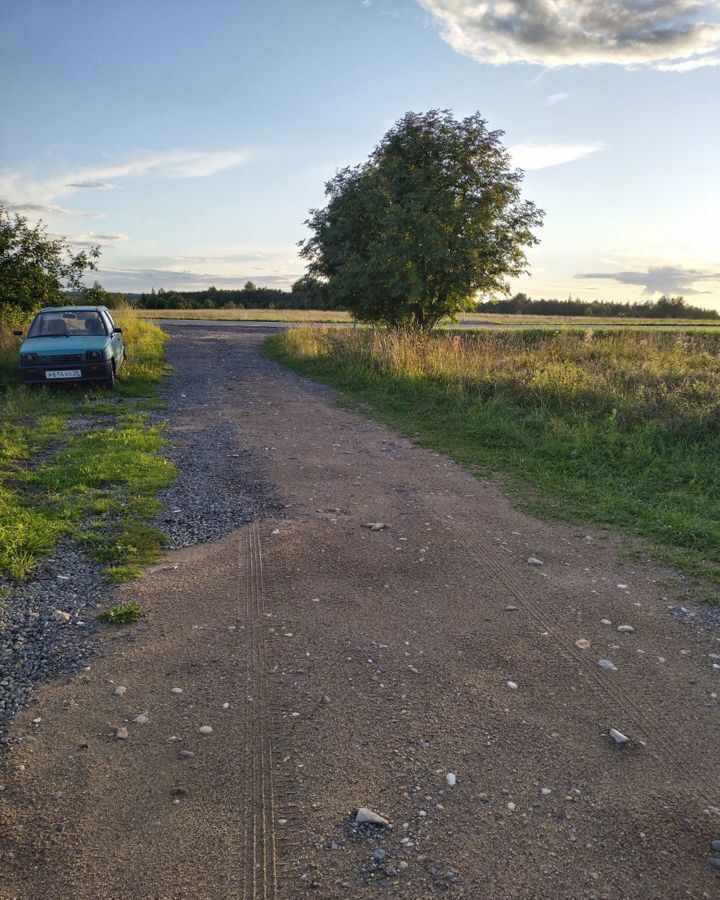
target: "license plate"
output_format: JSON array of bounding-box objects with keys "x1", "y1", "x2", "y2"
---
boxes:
[{"x1": 45, "y1": 369, "x2": 82, "y2": 379}]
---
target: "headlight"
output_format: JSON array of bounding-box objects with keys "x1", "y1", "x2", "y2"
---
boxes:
[
  {"x1": 86, "y1": 350, "x2": 103, "y2": 361},
  {"x1": 21, "y1": 353, "x2": 38, "y2": 363}
]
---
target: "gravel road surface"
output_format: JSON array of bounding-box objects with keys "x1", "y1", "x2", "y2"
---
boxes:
[{"x1": 1, "y1": 325, "x2": 719, "y2": 899}]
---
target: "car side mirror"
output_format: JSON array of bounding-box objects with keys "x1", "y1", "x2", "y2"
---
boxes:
[
  {"x1": 112, "y1": 327, "x2": 123, "y2": 334},
  {"x1": 13, "y1": 330, "x2": 23, "y2": 336}
]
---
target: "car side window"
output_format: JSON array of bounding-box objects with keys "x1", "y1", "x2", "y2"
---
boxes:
[{"x1": 100, "y1": 311, "x2": 115, "y2": 333}]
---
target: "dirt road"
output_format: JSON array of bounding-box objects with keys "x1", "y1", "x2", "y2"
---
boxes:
[{"x1": 1, "y1": 327, "x2": 719, "y2": 899}]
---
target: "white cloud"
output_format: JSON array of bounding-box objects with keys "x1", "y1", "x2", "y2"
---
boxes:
[
  {"x1": 0, "y1": 148, "x2": 251, "y2": 221},
  {"x1": 544, "y1": 92, "x2": 571, "y2": 106},
  {"x1": 657, "y1": 55, "x2": 720, "y2": 70},
  {"x1": 509, "y1": 142, "x2": 604, "y2": 170},
  {"x1": 415, "y1": 1, "x2": 720, "y2": 68}
]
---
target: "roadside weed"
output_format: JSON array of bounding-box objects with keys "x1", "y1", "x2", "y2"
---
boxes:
[{"x1": 97, "y1": 600, "x2": 144, "y2": 625}]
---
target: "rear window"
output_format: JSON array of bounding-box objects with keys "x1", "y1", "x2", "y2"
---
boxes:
[{"x1": 27, "y1": 310, "x2": 109, "y2": 338}]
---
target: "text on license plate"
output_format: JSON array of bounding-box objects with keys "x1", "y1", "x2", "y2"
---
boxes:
[{"x1": 45, "y1": 369, "x2": 82, "y2": 379}]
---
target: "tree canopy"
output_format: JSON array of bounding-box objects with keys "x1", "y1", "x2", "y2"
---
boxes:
[
  {"x1": 0, "y1": 207, "x2": 100, "y2": 315},
  {"x1": 300, "y1": 109, "x2": 544, "y2": 331}
]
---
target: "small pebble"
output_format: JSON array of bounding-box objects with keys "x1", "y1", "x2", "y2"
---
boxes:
[
  {"x1": 575, "y1": 639, "x2": 591, "y2": 650},
  {"x1": 504, "y1": 605, "x2": 519, "y2": 612},
  {"x1": 178, "y1": 750, "x2": 194, "y2": 759},
  {"x1": 373, "y1": 849, "x2": 386, "y2": 863},
  {"x1": 527, "y1": 557, "x2": 543, "y2": 566},
  {"x1": 446, "y1": 773, "x2": 457, "y2": 787},
  {"x1": 171, "y1": 687, "x2": 183, "y2": 694},
  {"x1": 133, "y1": 713, "x2": 149, "y2": 724},
  {"x1": 507, "y1": 802, "x2": 516, "y2": 811},
  {"x1": 617, "y1": 625, "x2": 635, "y2": 634},
  {"x1": 598, "y1": 659, "x2": 617, "y2": 672},
  {"x1": 506, "y1": 680, "x2": 518, "y2": 690},
  {"x1": 600, "y1": 619, "x2": 612, "y2": 626},
  {"x1": 609, "y1": 728, "x2": 629, "y2": 745},
  {"x1": 113, "y1": 686, "x2": 127, "y2": 696},
  {"x1": 541, "y1": 788, "x2": 552, "y2": 796},
  {"x1": 708, "y1": 858, "x2": 720, "y2": 871},
  {"x1": 115, "y1": 727, "x2": 128, "y2": 740},
  {"x1": 198, "y1": 725, "x2": 213, "y2": 735}
]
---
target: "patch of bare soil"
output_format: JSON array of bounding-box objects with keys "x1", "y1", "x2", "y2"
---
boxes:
[{"x1": 1, "y1": 328, "x2": 718, "y2": 900}]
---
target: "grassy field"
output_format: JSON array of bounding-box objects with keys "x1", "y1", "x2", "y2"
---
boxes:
[
  {"x1": 135, "y1": 307, "x2": 720, "y2": 329},
  {"x1": 0, "y1": 308, "x2": 174, "y2": 583},
  {"x1": 135, "y1": 308, "x2": 351, "y2": 323},
  {"x1": 268, "y1": 327, "x2": 720, "y2": 589}
]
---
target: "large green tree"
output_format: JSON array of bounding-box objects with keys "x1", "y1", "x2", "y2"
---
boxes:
[
  {"x1": 0, "y1": 206, "x2": 100, "y2": 316},
  {"x1": 301, "y1": 110, "x2": 544, "y2": 331}
]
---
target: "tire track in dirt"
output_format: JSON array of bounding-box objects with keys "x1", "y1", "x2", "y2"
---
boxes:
[
  {"x1": 422, "y1": 499, "x2": 720, "y2": 808},
  {"x1": 241, "y1": 523, "x2": 278, "y2": 900}
]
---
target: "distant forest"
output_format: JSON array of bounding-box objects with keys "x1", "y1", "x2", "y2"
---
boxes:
[
  {"x1": 75, "y1": 280, "x2": 719, "y2": 320},
  {"x1": 474, "y1": 293, "x2": 719, "y2": 319}
]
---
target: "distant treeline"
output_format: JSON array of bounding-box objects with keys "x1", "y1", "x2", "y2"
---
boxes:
[
  {"x1": 475, "y1": 293, "x2": 719, "y2": 319},
  {"x1": 130, "y1": 278, "x2": 333, "y2": 311}
]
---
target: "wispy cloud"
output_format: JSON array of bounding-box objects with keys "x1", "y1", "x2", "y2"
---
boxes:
[
  {"x1": 0, "y1": 148, "x2": 251, "y2": 220},
  {"x1": 575, "y1": 265, "x2": 720, "y2": 295},
  {"x1": 544, "y1": 92, "x2": 571, "y2": 107},
  {"x1": 66, "y1": 180, "x2": 116, "y2": 190},
  {"x1": 63, "y1": 232, "x2": 129, "y2": 248},
  {"x1": 415, "y1": 1, "x2": 720, "y2": 69},
  {"x1": 510, "y1": 142, "x2": 604, "y2": 170},
  {"x1": 1, "y1": 200, "x2": 105, "y2": 219}
]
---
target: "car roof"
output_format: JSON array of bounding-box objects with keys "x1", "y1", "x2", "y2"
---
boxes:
[{"x1": 37, "y1": 306, "x2": 108, "y2": 313}]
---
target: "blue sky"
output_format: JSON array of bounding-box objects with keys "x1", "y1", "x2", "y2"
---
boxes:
[{"x1": 1, "y1": 0, "x2": 719, "y2": 308}]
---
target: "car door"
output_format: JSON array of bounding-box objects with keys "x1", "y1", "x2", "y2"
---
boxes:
[{"x1": 101, "y1": 309, "x2": 124, "y2": 368}]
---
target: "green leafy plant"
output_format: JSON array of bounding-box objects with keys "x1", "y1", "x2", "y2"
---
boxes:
[{"x1": 97, "y1": 600, "x2": 144, "y2": 625}]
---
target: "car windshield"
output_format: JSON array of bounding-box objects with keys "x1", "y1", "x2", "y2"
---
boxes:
[{"x1": 27, "y1": 310, "x2": 109, "y2": 338}]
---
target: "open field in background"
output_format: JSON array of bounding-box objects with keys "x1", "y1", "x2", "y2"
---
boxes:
[
  {"x1": 135, "y1": 307, "x2": 720, "y2": 329},
  {"x1": 0, "y1": 308, "x2": 174, "y2": 583},
  {"x1": 135, "y1": 308, "x2": 351, "y2": 323},
  {"x1": 268, "y1": 327, "x2": 720, "y2": 590}
]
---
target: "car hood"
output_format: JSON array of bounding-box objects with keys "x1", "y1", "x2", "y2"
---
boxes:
[{"x1": 20, "y1": 336, "x2": 111, "y2": 355}]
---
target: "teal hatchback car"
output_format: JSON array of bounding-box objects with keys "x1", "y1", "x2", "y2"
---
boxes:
[{"x1": 17, "y1": 306, "x2": 125, "y2": 388}]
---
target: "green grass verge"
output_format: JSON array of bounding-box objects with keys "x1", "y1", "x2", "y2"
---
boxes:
[
  {"x1": 0, "y1": 308, "x2": 175, "y2": 581},
  {"x1": 266, "y1": 327, "x2": 720, "y2": 593}
]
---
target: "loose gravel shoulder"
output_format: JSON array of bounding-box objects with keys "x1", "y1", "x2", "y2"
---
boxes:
[{"x1": 150, "y1": 328, "x2": 280, "y2": 549}]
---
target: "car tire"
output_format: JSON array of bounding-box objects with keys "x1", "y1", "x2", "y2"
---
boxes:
[{"x1": 106, "y1": 361, "x2": 117, "y2": 389}]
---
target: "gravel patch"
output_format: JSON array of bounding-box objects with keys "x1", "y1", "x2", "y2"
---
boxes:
[
  {"x1": 668, "y1": 603, "x2": 720, "y2": 630},
  {"x1": 0, "y1": 542, "x2": 101, "y2": 746},
  {"x1": 151, "y1": 326, "x2": 281, "y2": 548}
]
